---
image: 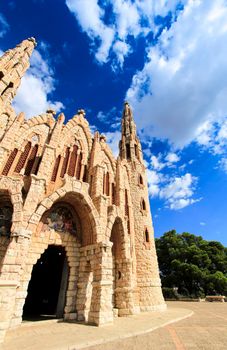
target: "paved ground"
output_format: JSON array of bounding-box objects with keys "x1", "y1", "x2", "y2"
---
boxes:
[
  {"x1": 85, "y1": 302, "x2": 227, "y2": 350},
  {"x1": 2, "y1": 302, "x2": 227, "y2": 350}
]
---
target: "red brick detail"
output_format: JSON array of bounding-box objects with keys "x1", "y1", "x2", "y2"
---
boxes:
[
  {"x1": 14, "y1": 142, "x2": 31, "y2": 173},
  {"x1": 2, "y1": 148, "x2": 18, "y2": 175},
  {"x1": 24, "y1": 144, "x2": 38, "y2": 176}
]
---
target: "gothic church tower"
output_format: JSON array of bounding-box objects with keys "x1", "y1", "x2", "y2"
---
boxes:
[{"x1": 119, "y1": 102, "x2": 165, "y2": 310}]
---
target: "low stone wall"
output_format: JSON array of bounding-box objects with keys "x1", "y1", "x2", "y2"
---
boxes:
[
  {"x1": 205, "y1": 295, "x2": 225, "y2": 302},
  {"x1": 165, "y1": 298, "x2": 204, "y2": 302}
]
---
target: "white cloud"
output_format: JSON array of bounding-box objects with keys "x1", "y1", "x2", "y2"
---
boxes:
[
  {"x1": 159, "y1": 173, "x2": 200, "y2": 210},
  {"x1": 196, "y1": 119, "x2": 227, "y2": 172},
  {"x1": 200, "y1": 222, "x2": 206, "y2": 226},
  {"x1": 169, "y1": 197, "x2": 200, "y2": 210},
  {"x1": 0, "y1": 13, "x2": 9, "y2": 38},
  {"x1": 165, "y1": 152, "x2": 180, "y2": 163},
  {"x1": 147, "y1": 167, "x2": 200, "y2": 210},
  {"x1": 147, "y1": 168, "x2": 163, "y2": 197},
  {"x1": 13, "y1": 49, "x2": 64, "y2": 118},
  {"x1": 151, "y1": 154, "x2": 165, "y2": 170},
  {"x1": 66, "y1": 0, "x2": 114, "y2": 63},
  {"x1": 111, "y1": 0, "x2": 142, "y2": 40},
  {"x1": 96, "y1": 107, "x2": 120, "y2": 125},
  {"x1": 160, "y1": 173, "x2": 194, "y2": 200},
  {"x1": 65, "y1": 0, "x2": 181, "y2": 66},
  {"x1": 105, "y1": 130, "x2": 121, "y2": 157},
  {"x1": 112, "y1": 40, "x2": 131, "y2": 68},
  {"x1": 127, "y1": 0, "x2": 227, "y2": 149},
  {"x1": 97, "y1": 111, "x2": 107, "y2": 122},
  {"x1": 219, "y1": 158, "x2": 227, "y2": 174},
  {"x1": 150, "y1": 151, "x2": 180, "y2": 171}
]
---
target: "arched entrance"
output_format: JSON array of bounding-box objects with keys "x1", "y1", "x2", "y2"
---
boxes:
[{"x1": 23, "y1": 245, "x2": 69, "y2": 320}]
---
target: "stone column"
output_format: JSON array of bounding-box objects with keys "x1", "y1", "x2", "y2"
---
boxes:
[
  {"x1": 76, "y1": 242, "x2": 113, "y2": 325},
  {"x1": 89, "y1": 242, "x2": 113, "y2": 325},
  {"x1": 0, "y1": 228, "x2": 31, "y2": 342},
  {"x1": 0, "y1": 280, "x2": 18, "y2": 343},
  {"x1": 114, "y1": 259, "x2": 140, "y2": 316}
]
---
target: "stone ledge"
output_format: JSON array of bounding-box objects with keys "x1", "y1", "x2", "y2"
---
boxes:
[{"x1": 0, "y1": 280, "x2": 18, "y2": 287}]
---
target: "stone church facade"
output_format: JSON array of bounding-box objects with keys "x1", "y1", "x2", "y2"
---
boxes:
[{"x1": 0, "y1": 38, "x2": 166, "y2": 343}]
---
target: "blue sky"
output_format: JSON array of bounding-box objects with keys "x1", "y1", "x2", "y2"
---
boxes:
[{"x1": 0, "y1": 0, "x2": 226, "y2": 246}]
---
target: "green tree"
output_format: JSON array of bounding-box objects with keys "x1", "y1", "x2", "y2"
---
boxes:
[{"x1": 155, "y1": 230, "x2": 227, "y2": 297}]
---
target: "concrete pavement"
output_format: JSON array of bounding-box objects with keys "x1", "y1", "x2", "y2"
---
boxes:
[
  {"x1": 2, "y1": 305, "x2": 192, "y2": 350},
  {"x1": 84, "y1": 302, "x2": 227, "y2": 350}
]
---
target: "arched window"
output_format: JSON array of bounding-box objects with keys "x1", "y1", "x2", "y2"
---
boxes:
[
  {"x1": 24, "y1": 144, "x2": 38, "y2": 176},
  {"x1": 76, "y1": 152, "x2": 82, "y2": 180},
  {"x1": 60, "y1": 147, "x2": 70, "y2": 178},
  {"x1": 51, "y1": 155, "x2": 61, "y2": 182},
  {"x1": 145, "y1": 229, "x2": 149, "y2": 243},
  {"x1": 89, "y1": 175, "x2": 93, "y2": 195},
  {"x1": 14, "y1": 141, "x2": 31, "y2": 173},
  {"x1": 83, "y1": 165, "x2": 88, "y2": 182},
  {"x1": 105, "y1": 171, "x2": 110, "y2": 196},
  {"x1": 126, "y1": 144, "x2": 130, "y2": 159},
  {"x1": 67, "y1": 145, "x2": 78, "y2": 177},
  {"x1": 103, "y1": 170, "x2": 110, "y2": 196},
  {"x1": 135, "y1": 144, "x2": 139, "y2": 159},
  {"x1": 125, "y1": 189, "x2": 129, "y2": 216},
  {"x1": 112, "y1": 183, "x2": 116, "y2": 205},
  {"x1": 2, "y1": 148, "x2": 18, "y2": 175},
  {"x1": 103, "y1": 173, "x2": 106, "y2": 194},
  {"x1": 141, "y1": 199, "x2": 146, "y2": 211},
  {"x1": 139, "y1": 174, "x2": 143, "y2": 185}
]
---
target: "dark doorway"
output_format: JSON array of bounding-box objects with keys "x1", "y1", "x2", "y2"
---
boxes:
[{"x1": 23, "y1": 245, "x2": 69, "y2": 321}]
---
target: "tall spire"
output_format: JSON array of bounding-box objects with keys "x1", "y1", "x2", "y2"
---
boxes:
[
  {"x1": 0, "y1": 37, "x2": 37, "y2": 105},
  {"x1": 119, "y1": 102, "x2": 142, "y2": 162}
]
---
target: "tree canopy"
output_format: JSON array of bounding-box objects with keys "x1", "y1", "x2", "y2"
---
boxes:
[{"x1": 155, "y1": 230, "x2": 227, "y2": 297}]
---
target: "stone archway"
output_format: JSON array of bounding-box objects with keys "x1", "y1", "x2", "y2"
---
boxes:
[
  {"x1": 12, "y1": 202, "x2": 82, "y2": 326},
  {"x1": 23, "y1": 245, "x2": 69, "y2": 320},
  {"x1": 110, "y1": 218, "x2": 127, "y2": 314},
  {"x1": 109, "y1": 217, "x2": 137, "y2": 317}
]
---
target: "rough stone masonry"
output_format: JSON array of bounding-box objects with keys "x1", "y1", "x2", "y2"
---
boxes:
[{"x1": 0, "y1": 38, "x2": 166, "y2": 344}]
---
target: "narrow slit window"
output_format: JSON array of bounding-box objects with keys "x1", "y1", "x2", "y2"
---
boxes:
[
  {"x1": 145, "y1": 229, "x2": 149, "y2": 242},
  {"x1": 126, "y1": 144, "x2": 130, "y2": 159},
  {"x1": 60, "y1": 147, "x2": 70, "y2": 178},
  {"x1": 141, "y1": 199, "x2": 146, "y2": 211},
  {"x1": 51, "y1": 155, "x2": 61, "y2": 182}
]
